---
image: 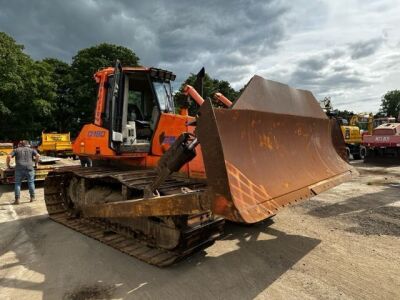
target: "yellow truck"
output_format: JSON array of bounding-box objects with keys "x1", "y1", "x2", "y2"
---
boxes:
[
  {"x1": 38, "y1": 132, "x2": 74, "y2": 157},
  {"x1": 0, "y1": 143, "x2": 13, "y2": 156}
]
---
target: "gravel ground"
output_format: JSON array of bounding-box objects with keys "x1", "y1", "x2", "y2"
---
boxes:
[{"x1": 0, "y1": 161, "x2": 399, "y2": 300}]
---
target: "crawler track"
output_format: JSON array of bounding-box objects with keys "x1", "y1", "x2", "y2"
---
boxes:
[{"x1": 44, "y1": 167, "x2": 224, "y2": 267}]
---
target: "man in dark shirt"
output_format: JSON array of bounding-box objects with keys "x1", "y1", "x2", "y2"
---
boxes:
[{"x1": 6, "y1": 140, "x2": 40, "y2": 204}]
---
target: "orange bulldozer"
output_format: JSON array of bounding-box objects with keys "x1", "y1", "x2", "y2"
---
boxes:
[{"x1": 44, "y1": 61, "x2": 355, "y2": 266}]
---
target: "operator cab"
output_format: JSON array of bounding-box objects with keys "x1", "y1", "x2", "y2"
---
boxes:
[
  {"x1": 337, "y1": 118, "x2": 348, "y2": 126},
  {"x1": 104, "y1": 64, "x2": 175, "y2": 153}
]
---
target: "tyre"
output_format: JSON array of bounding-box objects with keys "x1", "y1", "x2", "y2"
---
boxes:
[
  {"x1": 345, "y1": 147, "x2": 351, "y2": 160},
  {"x1": 359, "y1": 146, "x2": 366, "y2": 160}
]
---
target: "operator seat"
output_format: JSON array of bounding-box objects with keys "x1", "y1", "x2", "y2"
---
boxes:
[
  {"x1": 128, "y1": 104, "x2": 143, "y2": 122},
  {"x1": 129, "y1": 104, "x2": 152, "y2": 140}
]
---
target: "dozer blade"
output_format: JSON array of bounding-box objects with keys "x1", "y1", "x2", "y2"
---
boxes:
[{"x1": 196, "y1": 75, "x2": 356, "y2": 223}]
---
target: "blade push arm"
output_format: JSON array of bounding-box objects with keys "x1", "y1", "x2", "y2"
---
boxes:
[
  {"x1": 213, "y1": 92, "x2": 233, "y2": 108},
  {"x1": 144, "y1": 133, "x2": 199, "y2": 197},
  {"x1": 183, "y1": 85, "x2": 205, "y2": 106},
  {"x1": 183, "y1": 85, "x2": 233, "y2": 108}
]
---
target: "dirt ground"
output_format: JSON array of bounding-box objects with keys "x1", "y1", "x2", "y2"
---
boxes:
[{"x1": 0, "y1": 161, "x2": 399, "y2": 300}]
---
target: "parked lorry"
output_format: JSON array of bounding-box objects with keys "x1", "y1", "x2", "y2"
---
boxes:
[
  {"x1": 362, "y1": 122, "x2": 400, "y2": 162},
  {"x1": 38, "y1": 132, "x2": 74, "y2": 157}
]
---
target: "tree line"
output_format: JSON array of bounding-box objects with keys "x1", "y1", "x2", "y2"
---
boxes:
[
  {"x1": 1, "y1": 31, "x2": 399, "y2": 141},
  {"x1": 0, "y1": 32, "x2": 141, "y2": 140},
  {"x1": 0, "y1": 32, "x2": 239, "y2": 141}
]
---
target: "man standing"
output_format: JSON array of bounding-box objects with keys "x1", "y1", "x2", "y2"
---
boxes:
[{"x1": 6, "y1": 140, "x2": 40, "y2": 204}]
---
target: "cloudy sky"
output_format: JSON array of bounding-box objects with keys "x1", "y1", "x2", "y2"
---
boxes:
[{"x1": 1, "y1": 0, "x2": 399, "y2": 112}]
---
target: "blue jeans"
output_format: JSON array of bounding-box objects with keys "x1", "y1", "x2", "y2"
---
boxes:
[{"x1": 14, "y1": 168, "x2": 35, "y2": 199}]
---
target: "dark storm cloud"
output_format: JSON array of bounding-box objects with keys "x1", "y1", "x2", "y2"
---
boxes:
[
  {"x1": 298, "y1": 57, "x2": 326, "y2": 71},
  {"x1": 319, "y1": 73, "x2": 365, "y2": 88},
  {"x1": 348, "y1": 37, "x2": 384, "y2": 60},
  {"x1": 0, "y1": 0, "x2": 290, "y2": 84},
  {"x1": 334, "y1": 96, "x2": 378, "y2": 107},
  {"x1": 288, "y1": 47, "x2": 369, "y2": 97},
  {"x1": 296, "y1": 49, "x2": 346, "y2": 73},
  {"x1": 381, "y1": 53, "x2": 400, "y2": 70}
]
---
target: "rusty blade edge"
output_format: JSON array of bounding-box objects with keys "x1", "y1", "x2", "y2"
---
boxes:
[
  {"x1": 309, "y1": 169, "x2": 358, "y2": 195},
  {"x1": 258, "y1": 169, "x2": 356, "y2": 205},
  {"x1": 238, "y1": 170, "x2": 356, "y2": 223}
]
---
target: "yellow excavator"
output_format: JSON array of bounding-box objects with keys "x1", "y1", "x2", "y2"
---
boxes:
[
  {"x1": 337, "y1": 118, "x2": 364, "y2": 159},
  {"x1": 320, "y1": 98, "x2": 364, "y2": 159},
  {"x1": 350, "y1": 113, "x2": 373, "y2": 135}
]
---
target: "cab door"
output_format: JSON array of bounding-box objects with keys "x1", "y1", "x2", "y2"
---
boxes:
[{"x1": 109, "y1": 60, "x2": 124, "y2": 150}]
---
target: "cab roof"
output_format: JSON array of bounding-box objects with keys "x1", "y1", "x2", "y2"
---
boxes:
[
  {"x1": 375, "y1": 123, "x2": 400, "y2": 130},
  {"x1": 95, "y1": 66, "x2": 176, "y2": 81}
]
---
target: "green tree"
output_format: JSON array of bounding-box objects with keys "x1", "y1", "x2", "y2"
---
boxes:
[
  {"x1": 0, "y1": 32, "x2": 56, "y2": 140},
  {"x1": 379, "y1": 90, "x2": 400, "y2": 119},
  {"x1": 332, "y1": 109, "x2": 354, "y2": 121},
  {"x1": 42, "y1": 58, "x2": 74, "y2": 132},
  {"x1": 0, "y1": 31, "x2": 30, "y2": 138},
  {"x1": 175, "y1": 72, "x2": 239, "y2": 115},
  {"x1": 69, "y1": 43, "x2": 140, "y2": 133},
  {"x1": 28, "y1": 61, "x2": 57, "y2": 137}
]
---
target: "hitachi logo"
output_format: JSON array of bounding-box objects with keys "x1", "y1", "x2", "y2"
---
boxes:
[
  {"x1": 88, "y1": 131, "x2": 105, "y2": 137},
  {"x1": 162, "y1": 136, "x2": 176, "y2": 145}
]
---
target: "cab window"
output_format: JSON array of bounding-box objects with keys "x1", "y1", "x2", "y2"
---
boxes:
[{"x1": 153, "y1": 81, "x2": 174, "y2": 113}]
